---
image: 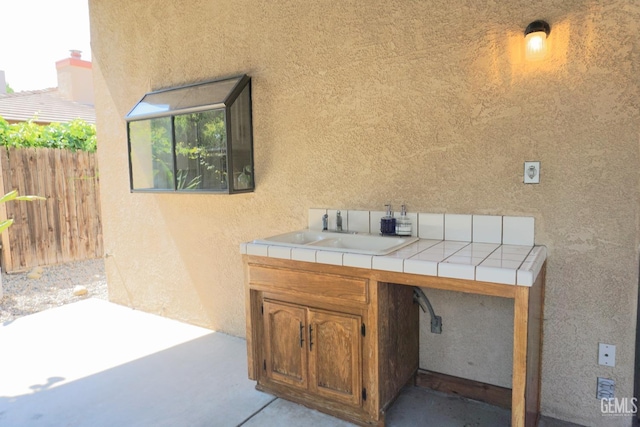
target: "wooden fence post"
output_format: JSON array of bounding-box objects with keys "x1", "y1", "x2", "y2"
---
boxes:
[{"x1": 0, "y1": 148, "x2": 13, "y2": 273}]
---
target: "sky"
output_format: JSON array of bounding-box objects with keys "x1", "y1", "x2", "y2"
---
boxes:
[{"x1": 0, "y1": 0, "x2": 92, "y2": 92}]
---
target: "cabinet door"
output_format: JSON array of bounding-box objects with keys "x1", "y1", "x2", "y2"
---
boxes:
[
  {"x1": 308, "y1": 309, "x2": 362, "y2": 407},
  {"x1": 263, "y1": 300, "x2": 308, "y2": 389}
]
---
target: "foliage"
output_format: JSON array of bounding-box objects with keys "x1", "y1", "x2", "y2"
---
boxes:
[
  {"x1": 176, "y1": 169, "x2": 202, "y2": 190},
  {"x1": 173, "y1": 111, "x2": 227, "y2": 189},
  {"x1": 132, "y1": 111, "x2": 227, "y2": 190},
  {"x1": 5, "y1": 83, "x2": 14, "y2": 94},
  {"x1": 0, "y1": 190, "x2": 45, "y2": 234},
  {"x1": 0, "y1": 116, "x2": 96, "y2": 152}
]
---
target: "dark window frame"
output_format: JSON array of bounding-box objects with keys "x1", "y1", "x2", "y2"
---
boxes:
[{"x1": 125, "y1": 75, "x2": 254, "y2": 194}]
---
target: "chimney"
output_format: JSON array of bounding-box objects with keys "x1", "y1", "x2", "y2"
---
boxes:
[
  {"x1": 56, "y1": 50, "x2": 94, "y2": 105},
  {"x1": 0, "y1": 70, "x2": 6, "y2": 95}
]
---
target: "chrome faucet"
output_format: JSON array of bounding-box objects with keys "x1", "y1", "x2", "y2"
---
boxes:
[{"x1": 321, "y1": 210, "x2": 355, "y2": 234}]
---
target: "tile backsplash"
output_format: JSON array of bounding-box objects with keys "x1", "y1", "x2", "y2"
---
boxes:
[
  {"x1": 502, "y1": 216, "x2": 535, "y2": 246},
  {"x1": 418, "y1": 213, "x2": 444, "y2": 240},
  {"x1": 472, "y1": 215, "x2": 503, "y2": 244},
  {"x1": 308, "y1": 208, "x2": 327, "y2": 230},
  {"x1": 310, "y1": 208, "x2": 535, "y2": 244},
  {"x1": 444, "y1": 214, "x2": 472, "y2": 242},
  {"x1": 348, "y1": 210, "x2": 370, "y2": 233}
]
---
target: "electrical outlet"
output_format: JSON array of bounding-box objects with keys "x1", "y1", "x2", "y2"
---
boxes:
[
  {"x1": 599, "y1": 343, "x2": 616, "y2": 367},
  {"x1": 597, "y1": 377, "x2": 615, "y2": 399},
  {"x1": 524, "y1": 161, "x2": 540, "y2": 184}
]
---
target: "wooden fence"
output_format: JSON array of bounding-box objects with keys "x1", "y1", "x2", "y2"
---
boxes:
[{"x1": 0, "y1": 147, "x2": 103, "y2": 273}]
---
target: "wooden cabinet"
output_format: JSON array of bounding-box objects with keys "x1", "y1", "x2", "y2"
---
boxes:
[
  {"x1": 263, "y1": 300, "x2": 308, "y2": 390},
  {"x1": 263, "y1": 300, "x2": 362, "y2": 407},
  {"x1": 308, "y1": 308, "x2": 361, "y2": 406},
  {"x1": 245, "y1": 255, "x2": 546, "y2": 427},
  {"x1": 245, "y1": 258, "x2": 419, "y2": 426}
]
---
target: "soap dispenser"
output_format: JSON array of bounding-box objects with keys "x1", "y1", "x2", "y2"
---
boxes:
[
  {"x1": 380, "y1": 204, "x2": 396, "y2": 236},
  {"x1": 395, "y1": 204, "x2": 412, "y2": 236}
]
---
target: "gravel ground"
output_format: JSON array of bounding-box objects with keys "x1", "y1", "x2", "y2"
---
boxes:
[{"x1": 0, "y1": 259, "x2": 107, "y2": 324}]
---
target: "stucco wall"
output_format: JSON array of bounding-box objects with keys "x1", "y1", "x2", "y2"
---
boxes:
[{"x1": 89, "y1": 0, "x2": 639, "y2": 425}]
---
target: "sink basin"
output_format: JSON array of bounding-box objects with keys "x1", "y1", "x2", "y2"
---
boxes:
[
  {"x1": 253, "y1": 230, "x2": 419, "y2": 256},
  {"x1": 254, "y1": 230, "x2": 327, "y2": 245}
]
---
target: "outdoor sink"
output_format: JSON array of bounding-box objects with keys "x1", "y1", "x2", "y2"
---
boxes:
[
  {"x1": 253, "y1": 230, "x2": 419, "y2": 256},
  {"x1": 254, "y1": 230, "x2": 327, "y2": 245}
]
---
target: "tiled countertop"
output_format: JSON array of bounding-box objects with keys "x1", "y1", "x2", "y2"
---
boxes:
[{"x1": 240, "y1": 238, "x2": 547, "y2": 287}]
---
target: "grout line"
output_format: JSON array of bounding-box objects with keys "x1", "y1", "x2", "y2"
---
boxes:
[{"x1": 236, "y1": 396, "x2": 279, "y2": 427}]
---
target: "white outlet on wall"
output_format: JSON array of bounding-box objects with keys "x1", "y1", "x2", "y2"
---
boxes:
[
  {"x1": 598, "y1": 343, "x2": 616, "y2": 367},
  {"x1": 524, "y1": 161, "x2": 540, "y2": 184}
]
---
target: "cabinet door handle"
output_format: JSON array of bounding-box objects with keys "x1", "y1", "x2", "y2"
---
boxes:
[
  {"x1": 309, "y1": 325, "x2": 313, "y2": 351},
  {"x1": 299, "y1": 322, "x2": 304, "y2": 348}
]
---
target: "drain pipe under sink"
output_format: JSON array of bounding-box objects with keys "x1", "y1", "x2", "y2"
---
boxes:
[{"x1": 413, "y1": 287, "x2": 442, "y2": 334}]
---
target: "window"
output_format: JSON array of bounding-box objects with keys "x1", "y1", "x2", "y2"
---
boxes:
[{"x1": 126, "y1": 75, "x2": 254, "y2": 193}]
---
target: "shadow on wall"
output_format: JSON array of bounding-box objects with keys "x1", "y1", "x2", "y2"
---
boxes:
[{"x1": 0, "y1": 333, "x2": 272, "y2": 427}]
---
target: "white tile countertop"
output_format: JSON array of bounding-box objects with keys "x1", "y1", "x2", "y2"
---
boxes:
[
  {"x1": 242, "y1": 210, "x2": 547, "y2": 286},
  {"x1": 240, "y1": 238, "x2": 547, "y2": 287}
]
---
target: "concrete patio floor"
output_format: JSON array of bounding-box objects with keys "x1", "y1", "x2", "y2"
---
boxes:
[{"x1": 0, "y1": 299, "x2": 579, "y2": 426}]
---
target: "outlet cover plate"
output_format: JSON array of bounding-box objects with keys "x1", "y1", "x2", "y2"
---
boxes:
[
  {"x1": 598, "y1": 343, "x2": 616, "y2": 367},
  {"x1": 597, "y1": 377, "x2": 615, "y2": 399},
  {"x1": 524, "y1": 161, "x2": 540, "y2": 184}
]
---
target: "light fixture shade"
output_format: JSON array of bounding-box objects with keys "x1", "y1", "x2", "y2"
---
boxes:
[{"x1": 524, "y1": 20, "x2": 551, "y2": 61}]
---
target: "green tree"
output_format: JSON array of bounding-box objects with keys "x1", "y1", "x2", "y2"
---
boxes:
[
  {"x1": 0, "y1": 116, "x2": 96, "y2": 152},
  {"x1": 5, "y1": 83, "x2": 14, "y2": 94},
  {"x1": 174, "y1": 111, "x2": 226, "y2": 189}
]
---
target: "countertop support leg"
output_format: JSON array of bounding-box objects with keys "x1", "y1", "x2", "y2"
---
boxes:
[
  {"x1": 512, "y1": 262, "x2": 546, "y2": 427},
  {"x1": 512, "y1": 285, "x2": 530, "y2": 427}
]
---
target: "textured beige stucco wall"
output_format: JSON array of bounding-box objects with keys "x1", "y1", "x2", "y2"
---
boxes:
[{"x1": 89, "y1": 0, "x2": 639, "y2": 425}]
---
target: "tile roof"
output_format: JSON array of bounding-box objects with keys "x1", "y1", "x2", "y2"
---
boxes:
[{"x1": 0, "y1": 88, "x2": 95, "y2": 124}]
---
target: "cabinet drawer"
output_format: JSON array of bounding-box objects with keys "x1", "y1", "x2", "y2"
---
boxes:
[{"x1": 249, "y1": 265, "x2": 368, "y2": 304}]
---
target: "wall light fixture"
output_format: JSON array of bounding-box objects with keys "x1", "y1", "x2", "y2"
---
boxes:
[{"x1": 524, "y1": 20, "x2": 551, "y2": 61}]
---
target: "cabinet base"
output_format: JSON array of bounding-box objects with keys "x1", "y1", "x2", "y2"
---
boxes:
[{"x1": 415, "y1": 369, "x2": 512, "y2": 409}]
